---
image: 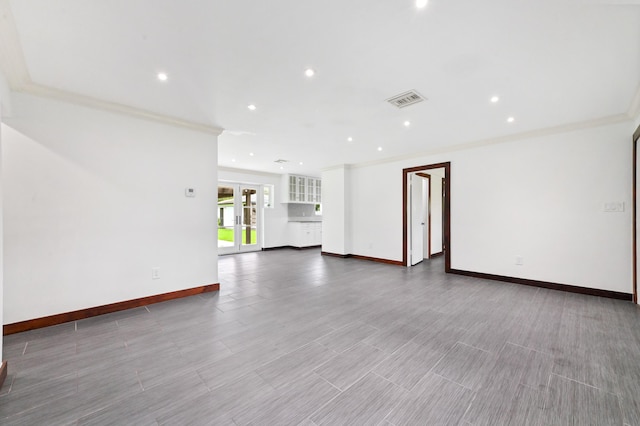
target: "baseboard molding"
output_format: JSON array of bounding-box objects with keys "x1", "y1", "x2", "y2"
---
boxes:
[
  {"x1": 321, "y1": 251, "x2": 404, "y2": 266},
  {"x1": 0, "y1": 361, "x2": 7, "y2": 390},
  {"x1": 321, "y1": 251, "x2": 350, "y2": 258},
  {"x1": 3, "y1": 283, "x2": 220, "y2": 335},
  {"x1": 430, "y1": 251, "x2": 444, "y2": 258},
  {"x1": 263, "y1": 245, "x2": 321, "y2": 251},
  {"x1": 449, "y1": 269, "x2": 632, "y2": 301}
]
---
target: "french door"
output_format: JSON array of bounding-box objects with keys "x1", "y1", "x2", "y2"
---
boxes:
[{"x1": 217, "y1": 183, "x2": 261, "y2": 254}]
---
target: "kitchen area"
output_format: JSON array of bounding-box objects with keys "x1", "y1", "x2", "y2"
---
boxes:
[
  {"x1": 217, "y1": 168, "x2": 322, "y2": 253},
  {"x1": 282, "y1": 174, "x2": 323, "y2": 249}
]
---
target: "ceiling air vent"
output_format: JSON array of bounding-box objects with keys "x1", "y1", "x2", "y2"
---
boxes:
[
  {"x1": 386, "y1": 90, "x2": 426, "y2": 109},
  {"x1": 274, "y1": 159, "x2": 289, "y2": 163}
]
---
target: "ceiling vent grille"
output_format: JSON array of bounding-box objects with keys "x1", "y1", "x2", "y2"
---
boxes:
[
  {"x1": 274, "y1": 159, "x2": 289, "y2": 163},
  {"x1": 386, "y1": 90, "x2": 426, "y2": 109}
]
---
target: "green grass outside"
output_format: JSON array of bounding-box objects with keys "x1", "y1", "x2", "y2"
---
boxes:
[{"x1": 218, "y1": 227, "x2": 257, "y2": 244}]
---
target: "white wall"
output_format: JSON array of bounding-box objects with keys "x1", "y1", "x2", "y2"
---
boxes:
[
  {"x1": 322, "y1": 165, "x2": 350, "y2": 255},
  {"x1": 2, "y1": 93, "x2": 218, "y2": 324},
  {"x1": 218, "y1": 168, "x2": 289, "y2": 248},
  {"x1": 339, "y1": 121, "x2": 634, "y2": 293},
  {"x1": 0, "y1": 78, "x2": 5, "y2": 363}
]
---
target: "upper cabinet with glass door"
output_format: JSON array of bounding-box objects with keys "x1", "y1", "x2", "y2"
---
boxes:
[{"x1": 282, "y1": 174, "x2": 321, "y2": 204}]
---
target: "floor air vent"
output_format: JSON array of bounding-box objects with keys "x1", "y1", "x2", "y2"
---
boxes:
[{"x1": 386, "y1": 90, "x2": 426, "y2": 109}]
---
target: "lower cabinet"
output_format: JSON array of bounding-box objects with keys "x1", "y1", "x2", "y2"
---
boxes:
[{"x1": 289, "y1": 222, "x2": 322, "y2": 248}]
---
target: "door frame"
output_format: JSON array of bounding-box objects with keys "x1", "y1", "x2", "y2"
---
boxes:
[
  {"x1": 402, "y1": 162, "x2": 451, "y2": 270},
  {"x1": 218, "y1": 182, "x2": 263, "y2": 255}
]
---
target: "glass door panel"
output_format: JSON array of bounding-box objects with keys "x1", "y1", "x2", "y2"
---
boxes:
[
  {"x1": 218, "y1": 183, "x2": 261, "y2": 255},
  {"x1": 218, "y1": 184, "x2": 236, "y2": 254},
  {"x1": 240, "y1": 186, "x2": 258, "y2": 251}
]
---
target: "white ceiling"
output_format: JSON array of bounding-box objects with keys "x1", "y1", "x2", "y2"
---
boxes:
[{"x1": 2, "y1": 0, "x2": 640, "y2": 176}]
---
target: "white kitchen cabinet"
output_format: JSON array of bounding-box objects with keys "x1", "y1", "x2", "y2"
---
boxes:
[
  {"x1": 282, "y1": 174, "x2": 321, "y2": 204},
  {"x1": 289, "y1": 222, "x2": 322, "y2": 247}
]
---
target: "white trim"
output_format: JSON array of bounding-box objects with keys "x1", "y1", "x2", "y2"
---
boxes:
[
  {"x1": 320, "y1": 164, "x2": 353, "y2": 172},
  {"x1": 20, "y1": 82, "x2": 223, "y2": 135},
  {"x1": 218, "y1": 166, "x2": 282, "y2": 178},
  {"x1": 337, "y1": 113, "x2": 631, "y2": 171},
  {"x1": 628, "y1": 82, "x2": 640, "y2": 122}
]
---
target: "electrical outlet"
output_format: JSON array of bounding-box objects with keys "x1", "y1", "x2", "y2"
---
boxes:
[
  {"x1": 515, "y1": 256, "x2": 523, "y2": 266},
  {"x1": 151, "y1": 267, "x2": 160, "y2": 279},
  {"x1": 603, "y1": 202, "x2": 624, "y2": 212}
]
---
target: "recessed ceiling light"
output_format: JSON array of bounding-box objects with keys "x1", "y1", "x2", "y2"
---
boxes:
[
  {"x1": 248, "y1": 104, "x2": 257, "y2": 111},
  {"x1": 249, "y1": 152, "x2": 254, "y2": 156},
  {"x1": 231, "y1": 159, "x2": 236, "y2": 162},
  {"x1": 305, "y1": 68, "x2": 315, "y2": 77},
  {"x1": 347, "y1": 137, "x2": 353, "y2": 142},
  {"x1": 299, "y1": 162, "x2": 304, "y2": 165},
  {"x1": 490, "y1": 96, "x2": 499, "y2": 103},
  {"x1": 404, "y1": 121, "x2": 411, "y2": 127},
  {"x1": 280, "y1": 166, "x2": 284, "y2": 170},
  {"x1": 377, "y1": 147, "x2": 383, "y2": 151},
  {"x1": 507, "y1": 116, "x2": 515, "y2": 123},
  {"x1": 416, "y1": 0, "x2": 428, "y2": 8},
  {"x1": 157, "y1": 72, "x2": 168, "y2": 81}
]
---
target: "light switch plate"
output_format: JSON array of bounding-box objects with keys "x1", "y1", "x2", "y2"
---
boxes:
[{"x1": 185, "y1": 188, "x2": 196, "y2": 198}]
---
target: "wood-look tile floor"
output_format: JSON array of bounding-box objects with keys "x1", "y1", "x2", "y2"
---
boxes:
[{"x1": 1, "y1": 248, "x2": 639, "y2": 425}]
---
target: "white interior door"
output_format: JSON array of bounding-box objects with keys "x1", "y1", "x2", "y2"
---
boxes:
[
  {"x1": 218, "y1": 183, "x2": 261, "y2": 255},
  {"x1": 410, "y1": 174, "x2": 424, "y2": 266}
]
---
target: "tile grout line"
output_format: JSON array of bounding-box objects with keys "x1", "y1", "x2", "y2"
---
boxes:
[{"x1": 549, "y1": 372, "x2": 613, "y2": 393}]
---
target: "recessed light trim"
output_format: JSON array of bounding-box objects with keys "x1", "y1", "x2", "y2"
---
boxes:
[
  {"x1": 507, "y1": 116, "x2": 515, "y2": 123},
  {"x1": 404, "y1": 121, "x2": 411, "y2": 127},
  {"x1": 347, "y1": 137, "x2": 353, "y2": 142},
  {"x1": 416, "y1": 0, "x2": 428, "y2": 9},
  {"x1": 249, "y1": 152, "x2": 254, "y2": 156},
  {"x1": 157, "y1": 72, "x2": 168, "y2": 81},
  {"x1": 490, "y1": 96, "x2": 499, "y2": 103},
  {"x1": 299, "y1": 162, "x2": 303, "y2": 165},
  {"x1": 377, "y1": 147, "x2": 383, "y2": 151},
  {"x1": 305, "y1": 68, "x2": 315, "y2": 77},
  {"x1": 248, "y1": 104, "x2": 257, "y2": 111}
]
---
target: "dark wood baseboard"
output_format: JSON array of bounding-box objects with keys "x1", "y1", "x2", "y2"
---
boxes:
[
  {"x1": 430, "y1": 251, "x2": 444, "y2": 258},
  {"x1": 3, "y1": 283, "x2": 220, "y2": 335},
  {"x1": 263, "y1": 245, "x2": 321, "y2": 251},
  {"x1": 449, "y1": 269, "x2": 632, "y2": 301},
  {"x1": 321, "y1": 251, "x2": 403, "y2": 266},
  {"x1": 321, "y1": 251, "x2": 350, "y2": 258},
  {"x1": 0, "y1": 361, "x2": 7, "y2": 390}
]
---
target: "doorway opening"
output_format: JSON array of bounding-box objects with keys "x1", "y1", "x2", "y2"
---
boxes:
[
  {"x1": 218, "y1": 182, "x2": 262, "y2": 254},
  {"x1": 403, "y1": 162, "x2": 451, "y2": 270}
]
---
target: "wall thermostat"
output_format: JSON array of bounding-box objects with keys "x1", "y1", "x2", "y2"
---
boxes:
[{"x1": 185, "y1": 188, "x2": 196, "y2": 197}]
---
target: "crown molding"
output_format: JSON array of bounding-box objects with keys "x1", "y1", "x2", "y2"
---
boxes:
[
  {"x1": 350, "y1": 113, "x2": 632, "y2": 170},
  {"x1": 18, "y1": 82, "x2": 223, "y2": 135},
  {"x1": 320, "y1": 164, "x2": 354, "y2": 173},
  {"x1": 628, "y1": 82, "x2": 640, "y2": 123},
  {"x1": 0, "y1": 0, "x2": 222, "y2": 136},
  {"x1": 218, "y1": 166, "x2": 283, "y2": 178}
]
